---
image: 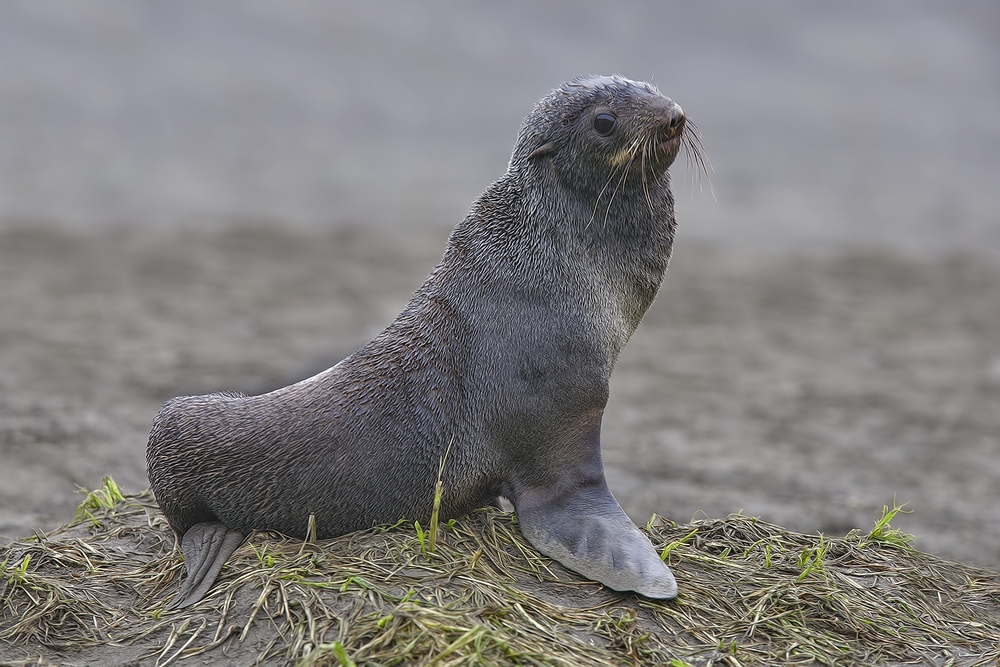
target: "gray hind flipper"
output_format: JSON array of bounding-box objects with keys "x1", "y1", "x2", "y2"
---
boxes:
[
  {"x1": 515, "y1": 480, "x2": 677, "y2": 599},
  {"x1": 166, "y1": 522, "x2": 245, "y2": 610}
]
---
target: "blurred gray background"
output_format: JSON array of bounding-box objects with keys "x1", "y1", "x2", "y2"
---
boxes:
[
  {"x1": 2, "y1": 1, "x2": 999, "y2": 567},
  {"x1": 2, "y1": 0, "x2": 998, "y2": 251}
]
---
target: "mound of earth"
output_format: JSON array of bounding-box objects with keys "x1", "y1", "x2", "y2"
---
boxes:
[{"x1": 2, "y1": 479, "x2": 998, "y2": 666}]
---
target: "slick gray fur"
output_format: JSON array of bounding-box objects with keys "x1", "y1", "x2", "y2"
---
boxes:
[{"x1": 147, "y1": 75, "x2": 693, "y2": 609}]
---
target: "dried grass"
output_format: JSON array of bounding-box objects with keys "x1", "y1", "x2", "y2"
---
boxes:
[{"x1": 2, "y1": 478, "x2": 999, "y2": 666}]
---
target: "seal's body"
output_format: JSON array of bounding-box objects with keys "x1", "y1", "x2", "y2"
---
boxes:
[{"x1": 148, "y1": 75, "x2": 691, "y2": 609}]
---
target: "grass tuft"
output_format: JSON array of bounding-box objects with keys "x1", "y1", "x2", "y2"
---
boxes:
[
  {"x1": 73, "y1": 475, "x2": 126, "y2": 526},
  {"x1": 426, "y1": 436, "x2": 453, "y2": 556},
  {"x1": 2, "y1": 479, "x2": 999, "y2": 666},
  {"x1": 863, "y1": 499, "x2": 915, "y2": 548},
  {"x1": 796, "y1": 534, "x2": 828, "y2": 581}
]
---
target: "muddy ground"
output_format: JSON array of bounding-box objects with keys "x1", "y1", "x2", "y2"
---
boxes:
[{"x1": 2, "y1": 226, "x2": 998, "y2": 568}]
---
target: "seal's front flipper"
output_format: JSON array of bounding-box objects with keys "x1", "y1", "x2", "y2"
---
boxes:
[
  {"x1": 514, "y1": 478, "x2": 677, "y2": 599},
  {"x1": 167, "y1": 522, "x2": 245, "y2": 610}
]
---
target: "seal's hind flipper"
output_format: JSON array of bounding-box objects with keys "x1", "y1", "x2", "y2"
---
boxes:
[
  {"x1": 514, "y1": 480, "x2": 678, "y2": 599},
  {"x1": 166, "y1": 522, "x2": 245, "y2": 610}
]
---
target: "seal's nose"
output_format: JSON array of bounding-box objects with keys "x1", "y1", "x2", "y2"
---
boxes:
[{"x1": 666, "y1": 103, "x2": 685, "y2": 130}]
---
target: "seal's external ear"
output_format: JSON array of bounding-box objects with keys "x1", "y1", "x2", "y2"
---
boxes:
[{"x1": 528, "y1": 142, "x2": 555, "y2": 160}]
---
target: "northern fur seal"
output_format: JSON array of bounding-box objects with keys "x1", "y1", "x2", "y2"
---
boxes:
[{"x1": 147, "y1": 75, "x2": 698, "y2": 609}]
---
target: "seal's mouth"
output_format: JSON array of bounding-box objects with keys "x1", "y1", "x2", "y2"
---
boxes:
[
  {"x1": 654, "y1": 116, "x2": 686, "y2": 157},
  {"x1": 652, "y1": 129, "x2": 684, "y2": 167},
  {"x1": 657, "y1": 134, "x2": 682, "y2": 154}
]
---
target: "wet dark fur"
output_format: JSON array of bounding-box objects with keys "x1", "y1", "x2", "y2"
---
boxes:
[{"x1": 148, "y1": 75, "x2": 690, "y2": 573}]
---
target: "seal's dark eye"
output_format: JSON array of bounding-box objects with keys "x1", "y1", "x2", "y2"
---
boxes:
[{"x1": 593, "y1": 113, "x2": 616, "y2": 136}]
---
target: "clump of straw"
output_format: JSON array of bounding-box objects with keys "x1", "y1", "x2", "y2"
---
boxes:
[{"x1": 2, "y1": 478, "x2": 998, "y2": 666}]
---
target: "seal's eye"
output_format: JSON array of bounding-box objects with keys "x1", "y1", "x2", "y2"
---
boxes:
[{"x1": 593, "y1": 113, "x2": 616, "y2": 136}]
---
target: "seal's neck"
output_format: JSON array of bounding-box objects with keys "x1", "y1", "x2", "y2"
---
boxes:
[
  {"x1": 448, "y1": 169, "x2": 675, "y2": 333},
  {"x1": 519, "y1": 166, "x2": 676, "y2": 316}
]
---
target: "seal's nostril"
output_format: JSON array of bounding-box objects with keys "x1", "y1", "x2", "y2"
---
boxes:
[{"x1": 666, "y1": 103, "x2": 686, "y2": 130}]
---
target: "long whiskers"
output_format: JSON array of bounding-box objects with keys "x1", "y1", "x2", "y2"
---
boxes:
[
  {"x1": 586, "y1": 134, "x2": 644, "y2": 229},
  {"x1": 588, "y1": 118, "x2": 709, "y2": 228},
  {"x1": 682, "y1": 120, "x2": 715, "y2": 201},
  {"x1": 601, "y1": 135, "x2": 644, "y2": 228},
  {"x1": 641, "y1": 135, "x2": 656, "y2": 214}
]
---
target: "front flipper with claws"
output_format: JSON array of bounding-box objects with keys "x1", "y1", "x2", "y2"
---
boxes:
[{"x1": 166, "y1": 522, "x2": 246, "y2": 610}]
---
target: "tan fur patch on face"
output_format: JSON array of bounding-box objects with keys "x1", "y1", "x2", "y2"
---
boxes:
[{"x1": 607, "y1": 144, "x2": 637, "y2": 168}]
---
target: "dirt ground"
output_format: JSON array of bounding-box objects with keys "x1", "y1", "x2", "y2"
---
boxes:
[{"x1": 2, "y1": 225, "x2": 998, "y2": 569}]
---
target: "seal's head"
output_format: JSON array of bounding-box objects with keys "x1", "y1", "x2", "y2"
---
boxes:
[{"x1": 512, "y1": 75, "x2": 689, "y2": 196}]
